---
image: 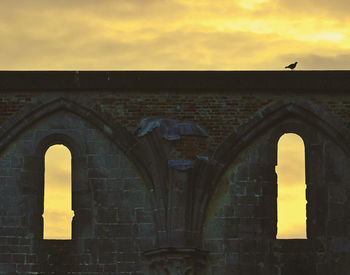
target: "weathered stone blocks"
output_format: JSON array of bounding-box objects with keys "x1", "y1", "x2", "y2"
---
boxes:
[{"x1": 0, "y1": 71, "x2": 350, "y2": 273}]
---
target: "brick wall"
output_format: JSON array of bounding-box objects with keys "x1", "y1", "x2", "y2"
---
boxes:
[{"x1": 0, "y1": 71, "x2": 349, "y2": 274}]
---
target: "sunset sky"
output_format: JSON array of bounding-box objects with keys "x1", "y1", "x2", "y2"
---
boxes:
[
  {"x1": 1, "y1": 0, "x2": 350, "y2": 70},
  {"x1": 2, "y1": 1, "x2": 339, "y2": 238}
]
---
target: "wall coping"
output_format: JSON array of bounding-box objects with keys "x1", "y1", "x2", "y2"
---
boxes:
[{"x1": 0, "y1": 71, "x2": 350, "y2": 93}]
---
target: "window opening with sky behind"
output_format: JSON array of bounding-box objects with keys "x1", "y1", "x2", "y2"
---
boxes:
[
  {"x1": 43, "y1": 144, "x2": 74, "y2": 240},
  {"x1": 276, "y1": 133, "x2": 306, "y2": 239}
]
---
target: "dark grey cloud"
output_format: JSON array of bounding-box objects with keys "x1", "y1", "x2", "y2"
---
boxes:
[
  {"x1": 298, "y1": 54, "x2": 350, "y2": 70},
  {"x1": 275, "y1": 53, "x2": 350, "y2": 70},
  {"x1": 276, "y1": 0, "x2": 350, "y2": 18}
]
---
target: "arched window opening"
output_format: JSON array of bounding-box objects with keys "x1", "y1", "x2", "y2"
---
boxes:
[
  {"x1": 276, "y1": 133, "x2": 306, "y2": 239},
  {"x1": 43, "y1": 144, "x2": 74, "y2": 240}
]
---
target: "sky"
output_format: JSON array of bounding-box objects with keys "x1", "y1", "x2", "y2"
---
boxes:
[
  {"x1": 1, "y1": 0, "x2": 350, "y2": 70},
  {"x1": 277, "y1": 134, "x2": 306, "y2": 239},
  {"x1": 2, "y1": 0, "x2": 336, "y2": 238},
  {"x1": 44, "y1": 145, "x2": 73, "y2": 239}
]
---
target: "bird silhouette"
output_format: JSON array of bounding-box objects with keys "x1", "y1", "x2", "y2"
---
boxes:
[{"x1": 285, "y1": 62, "x2": 298, "y2": 70}]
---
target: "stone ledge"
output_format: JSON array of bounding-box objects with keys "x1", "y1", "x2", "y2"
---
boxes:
[{"x1": 0, "y1": 71, "x2": 350, "y2": 93}]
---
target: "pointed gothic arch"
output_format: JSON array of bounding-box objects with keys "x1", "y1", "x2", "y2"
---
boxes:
[
  {"x1": 199, "y1": 100, "x2": 350, "y2": 239},
  {"x1": 0, "y1": 95, "x2": 160, "y2": 243},
  {"x1": 0, "y1": 94, "x2": 154, "y2": 190},
  {"x1": 0, "y1": 95, "x2": 136, "y2": 156},
  {"x1": 214, "y1": 100, "x2": 350, "y2": 166}
]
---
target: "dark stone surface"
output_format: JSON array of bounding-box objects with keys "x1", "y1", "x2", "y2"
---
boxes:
[
  {"x1": 0, "y1": 70, "x2": 349, "y2": 93},
  {"x1": 0, "y1": 71, "x2": 350, "y2": 274}
]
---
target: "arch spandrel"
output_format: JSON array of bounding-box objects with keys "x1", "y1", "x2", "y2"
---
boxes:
[
  {"x1": 202, "y1": 106, "x2": 350, "y2": 273},
  {"x1": 202, "y1": 100, "x2": 350, "y2": 243},
  {"x1": 210, "y1": 99, "x2": 350, "y2": 193},
  {"x1": 0, "y1": 98, "x2": 157, "y2": 254},
  {"x1": 0, "y1": 95, "x2": 155, "y2": 191}
]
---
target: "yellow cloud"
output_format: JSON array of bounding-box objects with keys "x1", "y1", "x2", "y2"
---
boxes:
[
  {"x1": 238, "y1": 0, "x2": 270, "y2": 10},
  {"x1": 1, "y1": 0, "x2": 350, "y2": 69}
]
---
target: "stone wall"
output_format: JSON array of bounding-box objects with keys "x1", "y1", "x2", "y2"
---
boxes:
[{"x1": 0, "y1": 71, "x2": 349, "y2": 274}]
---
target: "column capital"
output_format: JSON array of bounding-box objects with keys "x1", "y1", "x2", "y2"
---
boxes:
[{"x1": 144, "y1": 247, "x2": 209, "y2": 275}]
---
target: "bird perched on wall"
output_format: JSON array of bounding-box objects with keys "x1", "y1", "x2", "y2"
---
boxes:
[{"x1": 285, "y1": 62, "x2": 298, "y2": 70}]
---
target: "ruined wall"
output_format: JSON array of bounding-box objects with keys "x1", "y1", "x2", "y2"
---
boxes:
[{"x1": 0, "y1": 71, "x2": 349, "y2": 274}]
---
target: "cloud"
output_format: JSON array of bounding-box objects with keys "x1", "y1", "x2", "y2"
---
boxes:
[
  {"x1": 45, "y1": 145, "x2": 71, "y2": 189},
  {"x1": 277, "y1": 222, "x2": 306, "y2": 238},
  {"x1": 277, "y1": 183, "x2": 306, "y2": 238},
  {"x1": 287, "y1": 54, "x2": 350, "y2": 70},
  {"x1": 43, "y1": 210, "x2": 73, "y2": 239},
  {"x1": 1, "y1": 0, "x2": 349, "y2": 69},
  {"x1": 255, "y1": 50, "x2": 350, "y2": 71},
  {"x1": 0, "y1": 25, "x2": 294, "y2": 69},
  {"x1": 276, "y1": 134, "x2": 305, "y2": 186},
  {"x1": 276, "y1": 0, "x2": 350, "y2": 18},
  {"x1": 0, "y1": 0, "x2": 187, "y2": 24},
  {"x1": 43, "y1": 210, "x2": 74, "y2": 219}
]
